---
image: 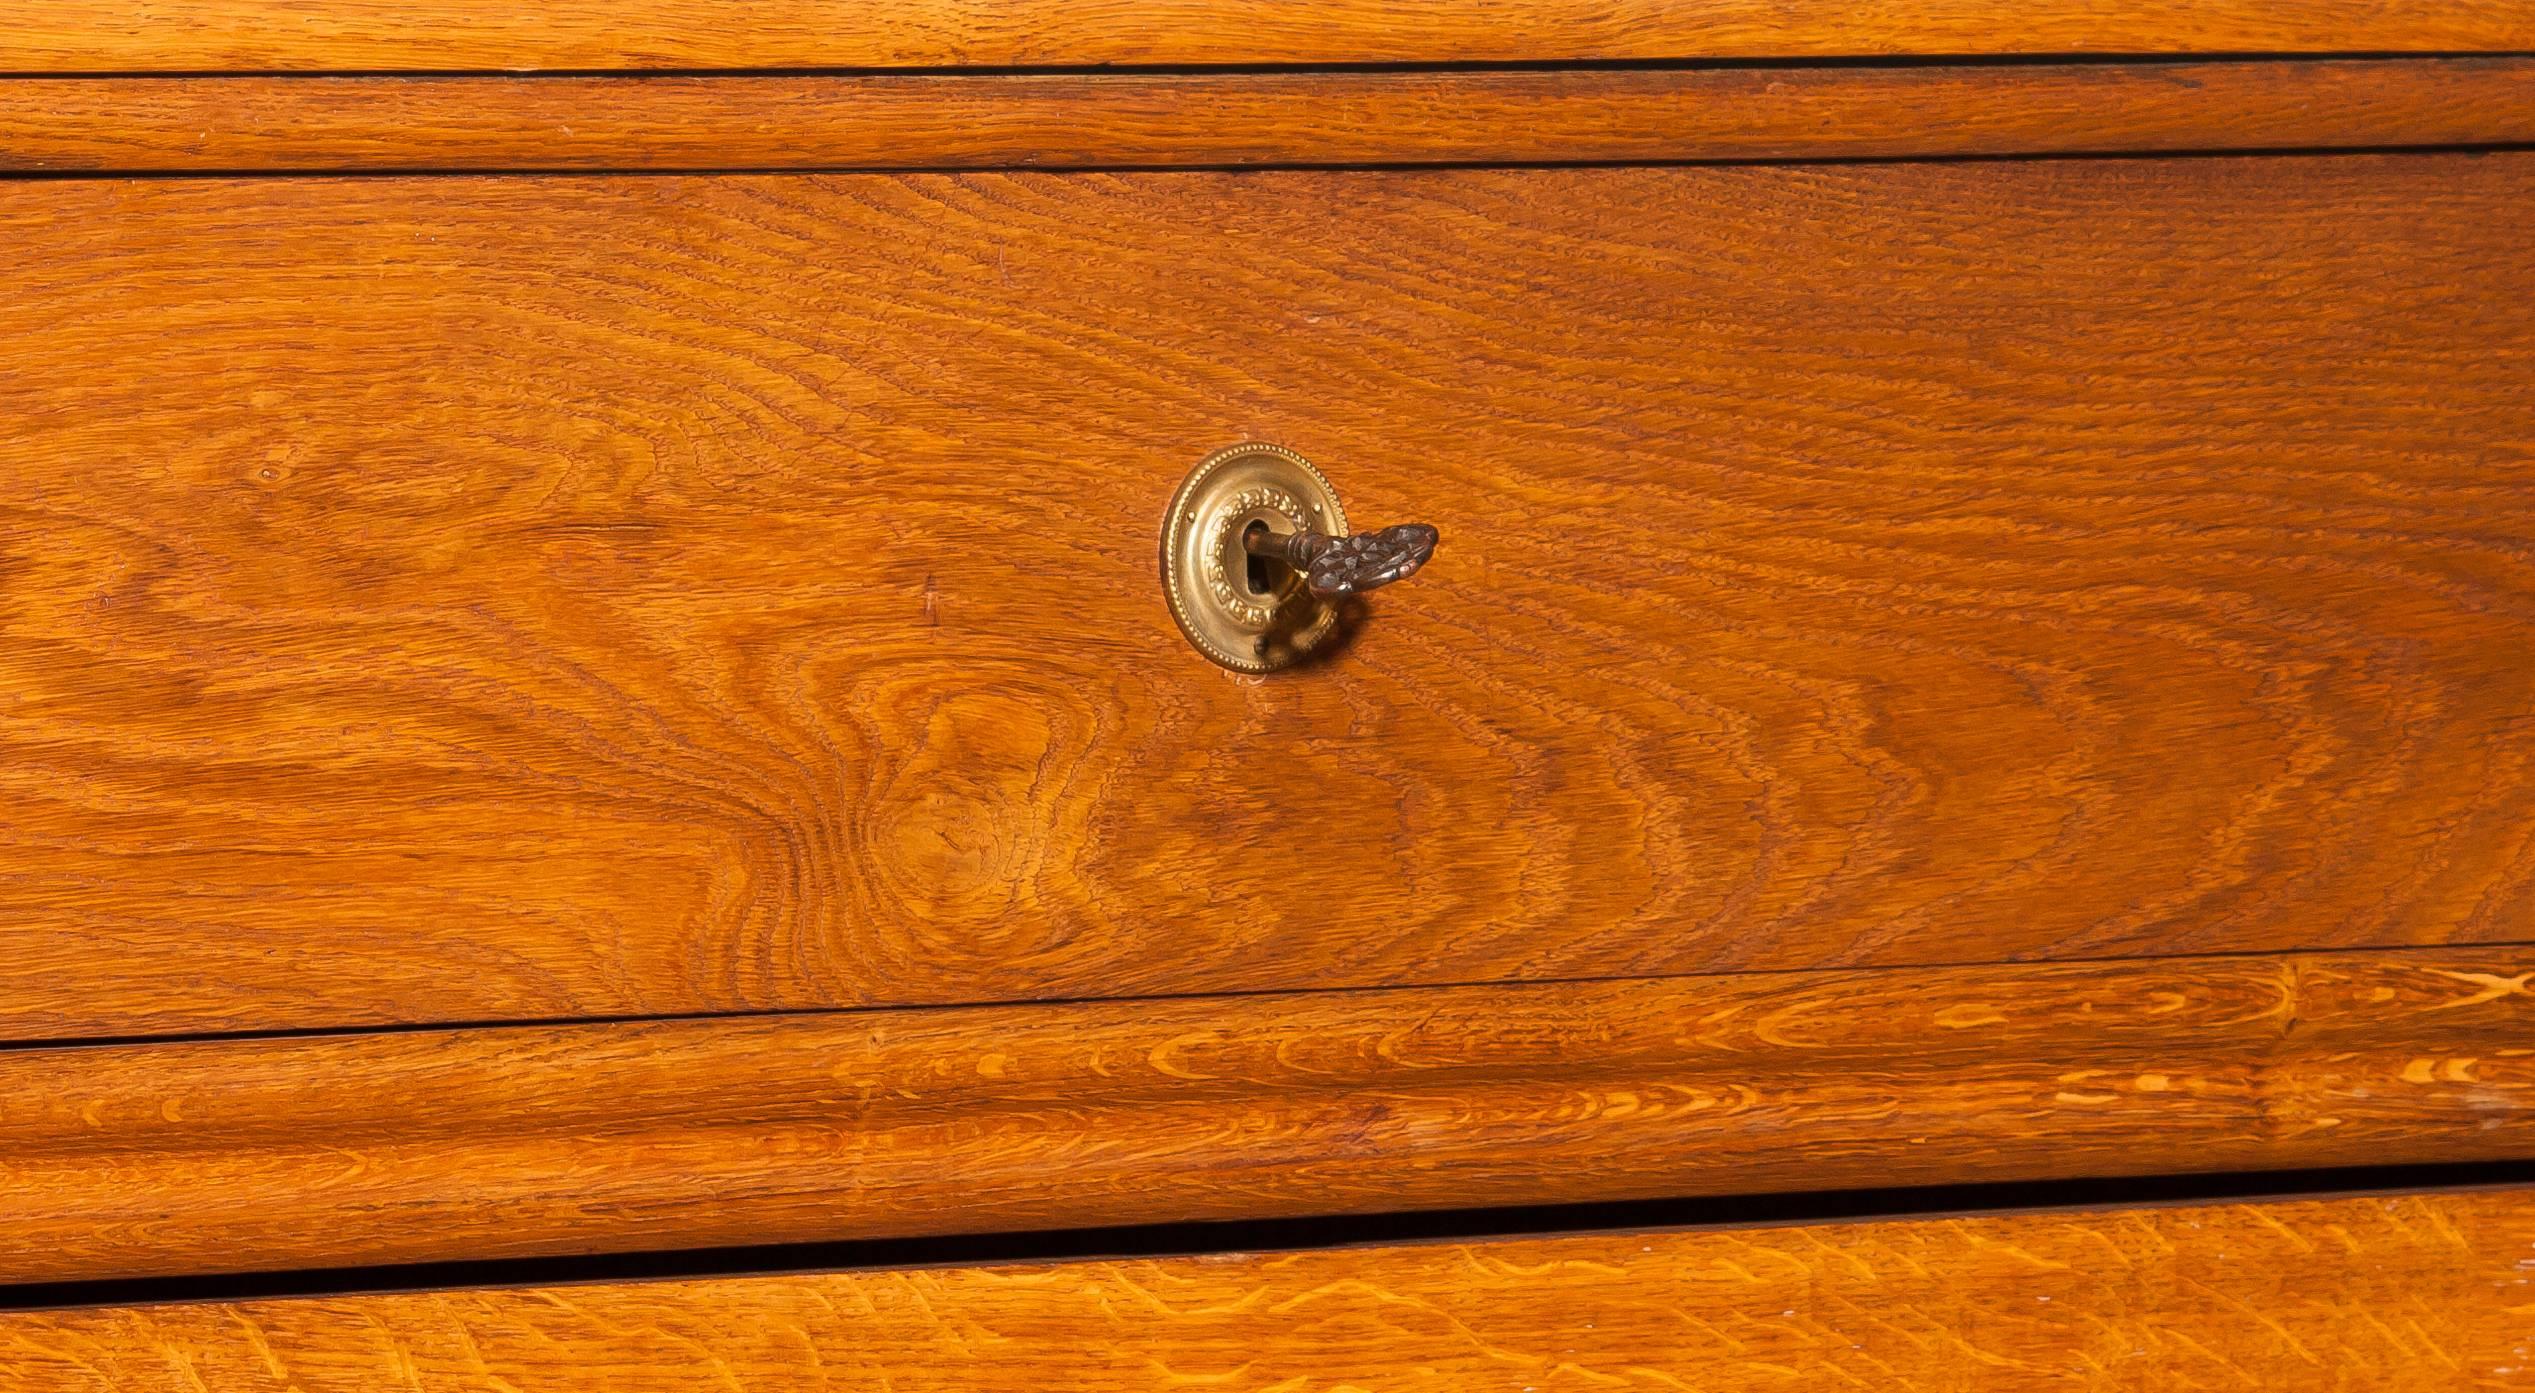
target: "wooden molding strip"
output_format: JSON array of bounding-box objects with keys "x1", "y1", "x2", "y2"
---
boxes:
[
  {"x1": 8, "y1": 1187, "x2": 2532, "y2": 1390},
  {"x1": 3, "y1": 947, "x2": 2529, "y2": 1284},
  {"x1": 4, "y1": 0, "x2": 2532, "y2": 72},
  {"x1": 3, "y1": 61, "x2": 2531, "y2": 172}
]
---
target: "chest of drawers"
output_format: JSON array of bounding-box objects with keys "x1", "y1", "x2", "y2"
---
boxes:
[{"x1": 1, "y1": 2, "x2": 2531, "y2": 1383}]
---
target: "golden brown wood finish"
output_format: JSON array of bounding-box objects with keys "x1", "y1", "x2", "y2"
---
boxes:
[
  {"x1": 8, "y1": 60, "x2": 2535, "y2": 173},
  {"x1": 4, "y1": 156, "x2": 2535, "y2": 1040},
  {"x1": 9, "y1": 1188, "x2": 2531, "y2": 1391},
  {"x1": 4, "y1": 0, "x2": 2532, "y2": 71},
  {"x1": 2, "y1": 948, "x2": 2527, "y2": 1283}
]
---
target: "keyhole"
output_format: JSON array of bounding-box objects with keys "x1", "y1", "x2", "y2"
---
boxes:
[{"x1": 1242, "y1": 520, "x2": 1280, "y2": 597}]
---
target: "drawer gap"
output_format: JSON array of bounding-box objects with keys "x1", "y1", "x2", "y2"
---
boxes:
[{"x1": 3, "y1": 1160, "x2": 2524, "y2": 1314}]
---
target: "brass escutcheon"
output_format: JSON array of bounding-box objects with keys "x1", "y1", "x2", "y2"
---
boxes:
[{"x1": 1160, "y1": 442, "x2": 1347, "y2": 673}]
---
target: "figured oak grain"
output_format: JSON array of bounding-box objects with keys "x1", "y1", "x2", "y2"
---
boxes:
[
  {"x1": 3, "y1": 0, "x2": 2533, "y2": 71},
  {"x1": 8, "y1": 60, "x2": 2535, "y2": 173},
  {"x1": 0, "y1": 948, "x2": 2527, "y2": 1283},
  {"x1": 7, "y1": 1187, "x2": 2532, "y2": 1391},
  {"x1": 4, "y1": 157, "x2": 2535, "y2": 1040}
]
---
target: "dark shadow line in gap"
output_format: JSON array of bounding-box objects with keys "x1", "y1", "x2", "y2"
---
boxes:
[{"x1": 3, "y1": 1159, "x2": 2530, "y2": 1312}]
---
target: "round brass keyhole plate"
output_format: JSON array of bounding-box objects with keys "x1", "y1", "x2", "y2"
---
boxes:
[{"x1": 1160, "y1": 442, "x2": 1349, "y2": 673}]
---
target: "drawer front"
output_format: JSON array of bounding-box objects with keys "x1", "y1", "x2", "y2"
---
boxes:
[
  {"x1": 4, "y1": 155, "x2": 2532, "y2": 1039},
  {"x1": 9, "y1": 1187, "x2": 2530, "y2": 1390}
]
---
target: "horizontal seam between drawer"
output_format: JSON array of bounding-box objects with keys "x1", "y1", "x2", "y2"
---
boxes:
[
  {"x1": 5, "y1": 52, "x2": 2534, "y2": 80},
  {"x1": 1, "y1": 1160, "x2": 2525, "y2": 1311},
  {"x1": 8, "y1": 145, "x2": 2535, "y2": 182},
  {"x1": 4, "y1": 933, "x2": 2529, "y2": 1056}
]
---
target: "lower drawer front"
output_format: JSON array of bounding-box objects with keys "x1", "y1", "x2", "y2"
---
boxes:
[
  {"x1": 5, "y1": 154, "x2": 2534, "y2": 1043},
  {"x1": 10, "y1": 1188, "x2": 2528, "y2": 1391}
]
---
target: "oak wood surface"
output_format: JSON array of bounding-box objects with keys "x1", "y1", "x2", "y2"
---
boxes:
[
  {"x1": 4, "y1": 156, "x2": 2534, "y2": 1040},
  {"x1": 8, "y1": 1187, "x2": 2531, "y2": 1390},
  {"x1": 2, "y1": 948, "x2": 2528, "y2": 1283},
  {"x1": 8, "y1": 60, "x2": 2535, "y2": 173},
  {"x1": 4, "y1": 0, "x2": 2533, "y2": 72}
]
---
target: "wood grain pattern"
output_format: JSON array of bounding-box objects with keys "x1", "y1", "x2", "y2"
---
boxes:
[
  {"x1": 4, "y1": 0, "x2": 2534, "y2": 72},
  {"x1": 8, "y1": 61, "x2": 2535, "y2": 173},
  {"x1": 2, "y1": 948, "x2": 2528, "y2": 1283},
  {"x1": 4, "y1": 157, "x2": 2535, "y2": 1040},
  {"x1": 9, "y1": 1187, "x2": 2532, "y2": 1390}
]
